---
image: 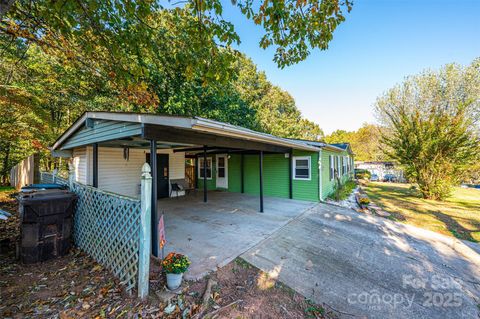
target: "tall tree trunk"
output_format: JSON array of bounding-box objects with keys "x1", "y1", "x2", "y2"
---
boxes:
[{"x1": 1, "y1": 143, "x2": 11, "y2": 184}]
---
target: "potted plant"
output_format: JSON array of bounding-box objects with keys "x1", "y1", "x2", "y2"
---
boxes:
[{"x1": 162, "y1": 252, "x2": 191, "y2": 290}]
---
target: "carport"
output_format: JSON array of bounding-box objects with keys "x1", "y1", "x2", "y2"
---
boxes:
[
  {"x1": 50, "y1": 112, "x2": 320, "y2": 258},
  {"x1": 159, "y1": 191, "x2": 315, "y2": 279}
]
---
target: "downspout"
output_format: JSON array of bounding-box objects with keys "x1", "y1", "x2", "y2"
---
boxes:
[{"x1": 319, "y1": 149, "x2": 323, "y2": 201}]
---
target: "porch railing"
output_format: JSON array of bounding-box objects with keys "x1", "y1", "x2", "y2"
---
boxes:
[
  {"x1": 40, "y1": 171, "x2": 68, "y2": 186},
  {"x1": 40, "y1": 165, "x2": 152, "y2": 299}
]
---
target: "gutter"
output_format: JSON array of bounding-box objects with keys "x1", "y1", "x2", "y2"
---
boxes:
[{"x1": 193, "y1": 118, "x2": 319, "y2": 152}]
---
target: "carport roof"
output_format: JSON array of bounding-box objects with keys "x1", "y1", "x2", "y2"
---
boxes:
[{"x1": 51, "y1": 111, "x2": 323, "y2": 152}]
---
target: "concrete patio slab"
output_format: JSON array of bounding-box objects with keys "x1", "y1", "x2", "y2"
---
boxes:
[
  {"x1": 158, "y1": 191, "x2": 316, "y2": 279},
  {"x1": 242, "y1": 203, "x2": 480, "y2": 319}
]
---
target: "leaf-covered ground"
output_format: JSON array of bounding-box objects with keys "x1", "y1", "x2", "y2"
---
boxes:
[{"x1": 0, "y1": 187, "x2": 332, "y2": 318}]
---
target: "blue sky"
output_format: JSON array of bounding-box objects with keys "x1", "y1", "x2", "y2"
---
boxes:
[{"x1": 221, "y1": 0, "x2": 480, "y2": 134}]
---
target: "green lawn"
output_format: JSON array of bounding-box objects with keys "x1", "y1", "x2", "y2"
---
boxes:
[{"x1": 364, "y1": 182, "x2": 480, "y2": 242}]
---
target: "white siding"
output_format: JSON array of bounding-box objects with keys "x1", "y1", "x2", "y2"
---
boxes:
[
  {"x1": 73, "y1": 147, "x2": 88, "y2": 184},
  {"x1": 72, "y1": 146, "x2": 186, "y2": 198},
  {"x1": 158, "y1": 149, "x2": 185, "y2": 180},
  {"x1": 98, "y1": 148, "x2": 146, "y2": 197}
]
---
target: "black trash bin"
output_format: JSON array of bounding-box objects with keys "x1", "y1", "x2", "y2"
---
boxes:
[{"x1": 18, "y1": 189, "x2": 77, "y2": 264}]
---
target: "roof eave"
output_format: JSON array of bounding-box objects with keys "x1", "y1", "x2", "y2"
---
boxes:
[
  {"x1": 52, "y1": 111, "x2": 320, "y2": 152},
  {"x1": 192, "y1": 119, "x2": 319, "y2": 152}
]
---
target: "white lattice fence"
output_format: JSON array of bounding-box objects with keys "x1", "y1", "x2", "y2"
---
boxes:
[
  {"x1": 72, "y1": 182, "x2": 142, "y2": 292},
  {"x1": 39, "y1": 166, "x2": 152, "y2": 298}
]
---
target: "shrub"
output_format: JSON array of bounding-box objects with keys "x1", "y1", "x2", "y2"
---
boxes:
[
  {"x1": 162, "y1": 253, "x2": 191, "y2": 274},
  {"x1": 329, "y1": 179, "x2": 356, "y2": 201},
  {"x1": 355, "y1": 169, "x2": 371, "y2": 180}
]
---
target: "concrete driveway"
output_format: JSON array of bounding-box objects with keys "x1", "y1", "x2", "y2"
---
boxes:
[
  {"x1": 242, "y1": 203, "x2": 480, "y2": 319},
  {"x1": 159, "y1": 191, "x2": 316, "y2": 279}
]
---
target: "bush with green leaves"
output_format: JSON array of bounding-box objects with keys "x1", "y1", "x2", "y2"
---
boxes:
[
  {"x1": 376, "y1": 60, "x2": 480, "y2": 200},
  {"x1": 329, "y1": 179, "x2": 356, "y2": 201},
  {"x1": 355, "y1": 169, "x2": 371, "y2": 180}
]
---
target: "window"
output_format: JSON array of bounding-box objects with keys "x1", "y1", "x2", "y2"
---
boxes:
[
  {"x1": 293, "y1": 156, "x2": 311, "y2": 180},
  {"x1": 329, "y1": 155, "x2": 334, "y2": 181},
  {"x1": 217, "y1": 157, "x2": 225, "y2": 178},
  {"x1": 198, "y1": 157, "x2": 212, "y2": 179},
  {"x1": 337, "y1": 156, "x2": 341, "y2": 177}
]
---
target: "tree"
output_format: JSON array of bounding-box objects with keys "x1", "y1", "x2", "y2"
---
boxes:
[
  {"x1": 234, "y1": 55, "x2": 324, "y2": 139},
  {"x1": 324, "y1": 124, "x2": 384, "y2": 161},
  {"x1": 375, "y1": 59, "x2": 480, "y2": 200},
  {"x1": 0, "y1": 9, "x2": 325, "y2": 181},
  {"x1": 0, "y1": 0, "x2": 352, "y2": 70}
]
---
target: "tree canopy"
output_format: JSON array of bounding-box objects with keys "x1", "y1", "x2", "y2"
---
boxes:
[
  {"x1": 0, "y1": 0, "x2": 351, "y2": 71},
  {"x1": 324, "y1": 123, "x2": 385, "y2": 162},
  {"x1": 375, "y1": 59, "x2": 480, "y2": 200},
  {"x1": 0, "y1": 5, "x2": 326, "y2": 181}
]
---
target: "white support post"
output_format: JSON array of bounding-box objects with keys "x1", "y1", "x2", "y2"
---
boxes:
[
  {"x1": 138, "y1": 163, "x2": 152, "y2": 300},
  {"x1": 52, "y1": 168, "x2": 58, "y2": 184},
  {"x1": 68, "y1": 161, "x2": 76, "y2": 190}
]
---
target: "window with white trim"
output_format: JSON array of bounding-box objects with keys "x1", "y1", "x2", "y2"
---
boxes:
[
  {"x1": 329, "y1": 155, "x2": 334, "y2": 181},
  {"x1": 337, "y1": 156, "x2": 341, "y2": 177},
  {"x1": 293, "y1": 156, "x2": 311, "y2": 180},
  {"x1": 198, "y1": 157, "x2": 212, "y2": 179}
]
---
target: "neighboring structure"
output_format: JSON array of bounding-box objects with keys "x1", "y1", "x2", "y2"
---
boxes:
[
  {"x1": 355, "y1": 161, "x2": 405, "y2": 182},
  {"x1": 9, "y1": 154, "x2": 40, "y2": 189}
]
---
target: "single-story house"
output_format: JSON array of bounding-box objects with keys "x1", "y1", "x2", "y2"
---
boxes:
[
  {"x1": 51, "y1": 112, "x2": 354, "y2": 202},
  {"x1": 50, "y1": 112, "x2": 354, "y2": 253}
]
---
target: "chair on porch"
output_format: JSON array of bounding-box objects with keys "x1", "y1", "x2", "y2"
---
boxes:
[{"x1": 170, "y1": 178, "x2": 194, "y2": 198}]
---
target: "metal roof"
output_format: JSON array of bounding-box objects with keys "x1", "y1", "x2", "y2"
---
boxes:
[{"x1": 51, "y1": 112, "x2": 325, "y2": 152}]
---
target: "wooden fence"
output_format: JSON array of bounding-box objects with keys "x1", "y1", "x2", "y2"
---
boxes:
[
  {"x1": 40, "y1": 164, "x2": 152, "y2": 299},
  {"x1": 10, "y1": 154, "x2": 40, "y2": 189}
]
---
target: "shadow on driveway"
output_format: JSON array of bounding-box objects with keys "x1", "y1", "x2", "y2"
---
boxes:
[{"x1": 242, "y1": 203, "x2": 480, "y2": 319}]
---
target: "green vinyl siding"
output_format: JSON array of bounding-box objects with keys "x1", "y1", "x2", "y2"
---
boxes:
[
  {"x1": 227, "y1": 152, "x2": 316, "y2": 202},
  {"x1": 320, "y1": 149, "x2": 353, "y2": 200},
  {"x1": 196, "y1": 147, "x2": 353, "y2": 203},
  {"x1": 243, "y1": 155, "x2": 260, "y2": 194},
  {"x1": 263, "y1": 154, "x2": 289, "y2": 198},
  {"x1": 227, "y1": 154, "x2": 242, "y2": 192},
  {"x1": 292, "y1": 150, "x2": 319, "y2": 201},
  {"x1": 228, "y1": 154, "x2": 289, "y2": 198},
  {"x1": 320, "y1": 149, "x2": 337, "y2": 199}
]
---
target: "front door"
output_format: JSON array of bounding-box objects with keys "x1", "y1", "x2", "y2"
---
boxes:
[
  {"x1": 146, "y1": 153, "x2": 169, "y2": 198},
  {"x1": 216, "y1": 154, "x2": 228, "y2": 189}
]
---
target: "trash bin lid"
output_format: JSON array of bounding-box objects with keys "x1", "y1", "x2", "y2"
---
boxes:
[
  {"x1": 21, "y1": 183, "x2": 67, "y2": 191},
  {"x1": 18, "y1": 189, "x2": 76, "y2": 201}
]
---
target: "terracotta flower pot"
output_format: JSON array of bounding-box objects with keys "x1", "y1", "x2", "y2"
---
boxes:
[{"x1": 166, "y1": 273, "x2": 183, "y2": 290}]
